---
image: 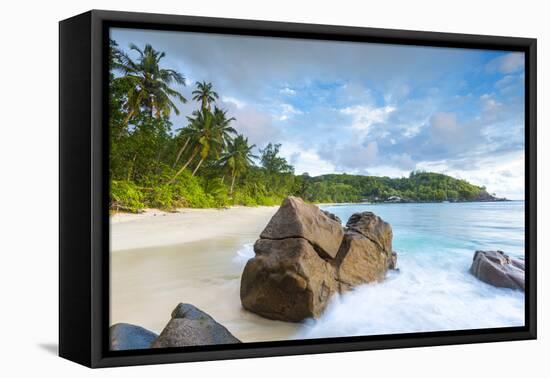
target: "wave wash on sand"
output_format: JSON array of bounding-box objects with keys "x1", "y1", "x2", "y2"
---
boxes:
[{"x1": 110, "y1": 201, "x2": 524, "y2": 344}]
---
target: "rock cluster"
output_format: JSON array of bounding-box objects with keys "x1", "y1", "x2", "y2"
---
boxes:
[
  {"x1": 470, "y1": 250, "x2": 525, "y2": 291},
  {"x1": 109, "y1": 303, "x2": 240, "y2": 350},
  {"x1": 240, "y1": 196, "x2": 397, "y2": 322},
  {"x1": 109, "y1": 323, "x2": 158, "y2": 351},
  {"x1": 152, "y1": 303, "x2": 241, "y2": 347}
]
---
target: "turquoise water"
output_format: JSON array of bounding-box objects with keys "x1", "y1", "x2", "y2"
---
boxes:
[{"x1": 291, "y1": 201, "x2": 525, "y2": 338}]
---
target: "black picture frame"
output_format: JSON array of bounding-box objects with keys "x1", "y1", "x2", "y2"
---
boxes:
[{"x1": 59, "y1": 9, "x2": 537, "y2": 368}]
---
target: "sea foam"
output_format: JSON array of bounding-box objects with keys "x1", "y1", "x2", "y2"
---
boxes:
[{"x1": 233, "y1": 202, "x2": 525, "y2": 338}]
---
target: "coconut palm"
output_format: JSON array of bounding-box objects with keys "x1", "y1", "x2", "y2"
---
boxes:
[
  {"x1": 219, "y1": 135, "x2": 257, "y2": 195},
  {"x1": 171, "y1": 107, "x2": 237, "y2": 180},
  {"x1": 212, "y1": 106, "x2": 237, "y2": 149},
  {"x1": 114, "y1": 43, "x2": 187, "y2": 123},
  {"x1": 169, "y1": 110, "x2": 219, "y2": 181},
  {"x1": 172, "y1": 122, "x2": 200, "y2": 168},
  {"x1": 172, "y1": 87, "x2": 225, "y2": 167},
  {"x1": 192, "y1": 81, "x2": 219, "y2": 111}
]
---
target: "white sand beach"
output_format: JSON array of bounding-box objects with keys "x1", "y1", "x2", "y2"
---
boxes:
[
  {"x1": 110, "y1": 206, "x2": 302, "y2": 342},
  {"x1": 111, "y1": 206, "x2": 280, "y2": 251}
]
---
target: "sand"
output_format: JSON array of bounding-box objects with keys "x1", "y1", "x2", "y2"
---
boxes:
[
  {"x1": 111, "y1": 206, "x2": 280, "y2": 251},
  {"x1": 110, "y1": 206, "x2": 302, "y2": 342}
]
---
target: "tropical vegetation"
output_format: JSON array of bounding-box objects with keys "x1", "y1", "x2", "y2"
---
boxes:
[{"x1": 108, "y1": 40, "x2": 496, "y2": 212}]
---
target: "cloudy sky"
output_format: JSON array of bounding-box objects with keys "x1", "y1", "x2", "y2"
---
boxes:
[{"x1": 111, "y1": 28, "x2": 525, "y2": 199}]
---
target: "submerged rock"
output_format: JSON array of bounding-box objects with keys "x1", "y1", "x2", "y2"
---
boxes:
[
  {"x1": 151, "y1": 303, "x2": 241, "y2": 348},
  {"x1": 109, "y1": 323, "x2": 158, "y2": 351},
  {"x1": 260, "y1": 196, "x2": 344, "y2": 259},
  {"x1": 241, "y1": 197, "x2": 397, "y2": 322},
  {"x1": 470, "y1": 250, "x2": 524, "y2": 291},
  {"x1": 389, "y1": 251, "x2": 398, "y2": 270}
]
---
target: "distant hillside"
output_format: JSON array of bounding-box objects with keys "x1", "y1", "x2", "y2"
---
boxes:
[{"x1": 299, "y1": 171, "x2": 505, "y2": 204}]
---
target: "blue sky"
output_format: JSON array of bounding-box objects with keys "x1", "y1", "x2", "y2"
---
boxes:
[{"x1": 111, "y1": 28, "x2": 525, "y2": 199}]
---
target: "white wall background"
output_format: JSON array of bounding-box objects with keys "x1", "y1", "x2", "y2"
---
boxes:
[{"x1": 0, "y1": 0, "x2": 545, "y2": 376}]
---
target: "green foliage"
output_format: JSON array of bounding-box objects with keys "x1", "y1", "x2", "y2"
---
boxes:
[
  {"x1": 113, "y1": 43, "x2": 187, "y2": 122},
  {"x1": 108, "y1": 40, "x2": 493, "y2": 212},
  {"x1": 259, "y1": 143, "x2": 294, "y2": 175},
  {"x1": 110, "y1": 180, "x2": 145, "y2": 212},
  {"x1": 298, "y1": 171, "x2": 487, "y2": 204}
]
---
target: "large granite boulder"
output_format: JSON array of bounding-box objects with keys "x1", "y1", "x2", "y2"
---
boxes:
[
  {"x1": 346, "y1": 211, "x2": 393, "y2": 254},
  {"x1": 151, "y1": 304, "x2": 241, "y2": 348},
  {"x1": 336, "y1": 231, "x2": 389, "y2": 291},
  {"x1": 109, "y1": 323, "x2": 158, "y2": 351},
  {"x1": 321, "y1": 209, "x2": 342, "y2": 224},
  {"x1": 260, "y1": 196, "x2": 344, "y2": 259},
  {"x1": 241, "y1": 197, "x2": 397, "y2": 322},
  {"x1": 470, "y1": 250, "x2": 524, "y2": 291},
  {"x1": 241, "y1": 238, "x2": 338, "y2": 321}
]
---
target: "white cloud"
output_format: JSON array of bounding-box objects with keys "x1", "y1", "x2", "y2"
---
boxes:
[
  {"x1": 429, "y1": 112, "x2": 461, "y2": 144},
  {"x1": 221, "y1": 96, "x2": 247, "y2": 109},
  {"x1": 220, "y1": 101, "x2": 280, "y2": 146},
  {"x1": 495, "y1": 74, "x2": 524, "y2": 96},
  {"x1": 391, "y1": 153, "x2": 416, "y2": 171},
  {"x1": 486, "y1": 52, "x2": 525, "y2": 74},
  {"x1": 479, "y1": 94, "x2": 505, "y2": 123},
  {"x1": 495, "y1": 75, "x2": 515, "y2": 89},
  {"x1": 480, "y1": 94, "x2": 502, "y2": 112},
  {"x1": 319, "y1": 140, "x2": 379, "y2": 173},
  {"x1": 416, "y1": 150, "x2": 525, "y2": 200},
  {"x1": 384, "y1": 83, "x2": 410, "y2": 103},
  {"x1": 280, "y1": 87, "x2": 296, "y2": 96},
  {"x1": 277, "y1": 103, "x2": 303, "y2": 121},
  {"x1": 340, "y1": 104, "x2": 396, "y2": 133},
  {"x1": 279, "y1": 143, "x2": 335, "y2": 176}
]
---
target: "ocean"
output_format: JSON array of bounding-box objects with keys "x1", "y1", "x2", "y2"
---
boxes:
[
  {"x1": 292, "y1": 201, "x2": 526, "y2": 338},
  {"x1": 112, "y1": 201, "x2": 526, "y2": 342}
]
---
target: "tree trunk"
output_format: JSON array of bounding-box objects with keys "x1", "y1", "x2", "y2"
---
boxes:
[
  {"x1": 127, "y1": 153, "x2": 137, "y2": 181},
  {"x1": 169, "y1": 149, "x2": 198, "y2": 183},
  {"x1": 230, "y1": 172, "x2": 236, "y2": 195},
  {"x1": 192, "y1": 157, "x2": 205, "y2": 176},
  {"x1": 123, "y1": 109, "x2": 135, "y2": 125},
  {"x1": 173, "y1": 137, "x2": 190, "y2": 167}
]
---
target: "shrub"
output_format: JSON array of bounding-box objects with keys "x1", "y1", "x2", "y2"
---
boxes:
[{"x1": 110, "y1": 180, "x2": 145, "y2": 212}]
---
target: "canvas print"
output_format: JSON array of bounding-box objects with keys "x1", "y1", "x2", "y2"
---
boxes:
[{"x1": 108, "y1": 28, "x2": 526, "y2": 351}]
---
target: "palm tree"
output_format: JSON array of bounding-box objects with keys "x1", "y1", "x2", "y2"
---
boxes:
[
  {"x1": 192, "y1": 81, "x2": 219, "y2": 111},
  {"x1": 172, "y1": 122, "x2": 200, "y2": 168},
  {"x1": 219, "y1": 135, "x2": 257, "y2": 195},
  {"x1": 171, "y1": 107, "x2": 237, "y2": 181},
  {"x1": 212, "y1": 106, "x2": 237, "y2": 149},
  {"x1": 172, "y1": 83, "x2": 222, "y2": 166},
  {"x1": 114, "y1": 43, "x2": 187, "y2": 124},
  {"x1": 169, "y1": 110, "x2": 219, "y2": 181}
]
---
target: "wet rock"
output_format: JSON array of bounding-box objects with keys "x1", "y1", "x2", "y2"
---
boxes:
[
  {"x1": 346, "y1": 211, "x2": 393, "y2": 254},
  {"x1": 241, "y1": 238, "x2": 338, "y2": 322},
  {"x1": 240, "y1": 197, "x2": 397, "y2": 322},
  {"x1": 336, "y1": 231, "x2": 390, "y2": 291},
  {"x1": 151, "y1": 304, "x2": 241, "y2": 348},
  {"x1": 470, "y1": 250, "x2": 524, "y2": 291},
  {"x1": 321, "y1": 209, "x2": 342, "y2": 224},
  {"x1": 109, "y1": 323, "x2": 158, "y2": 351},
  {"x1": 260, "y1": 196, "x2": 344, "y2": 259}
]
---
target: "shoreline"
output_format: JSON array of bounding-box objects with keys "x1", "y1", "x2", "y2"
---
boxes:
[
  {"x1": 111, "y1": 205, "x2": 279, "y2": 252},
  {"x1": 110, "y1": 203, "x2": 300, "y2": 341},
  {"x1": 109, "y1": 199, "x2": 524, "y2": 343},
  {"x1": 111, "y1": 199, "x2": 522, "y2": 221}
]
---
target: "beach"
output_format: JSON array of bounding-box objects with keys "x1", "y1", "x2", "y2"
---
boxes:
[
  {"x1": 110, "y1": 205, "x2": 303, "y2": 342},
  {"x1": 110, "y1": 201, "x2": 525, "y2": 343}
]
